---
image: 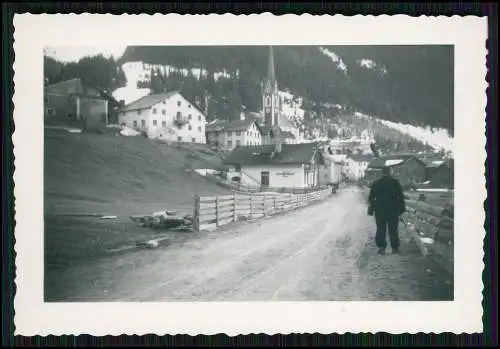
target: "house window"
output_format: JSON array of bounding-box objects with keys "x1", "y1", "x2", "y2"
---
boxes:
[
  {"x1": 188, "y1": 125, "x2": 192, "y2": 131},
  {"x1": 162, "y1": 109, "x2": 166, "y2": 115},
  {"x1": 177, "y1": 136, "x2": 182, "y2": 142},
  {"x1": 141, "y1": 119, "x2": 146, "y2": 127},
  {"x1": 192, "y1": 137, "x2": 196, "y2": 143},
  {"x1": 236, "y1": 131, "x2": 241, "y2": 136},
  {"x1": 162, "y1": 101, "x2": 166, "y2": 104},
  {"x1": 188, "y1": 114, "x2": 192, "y2": 120},
  {"x1": 197, "y1": 126, "x2": 201, "y2": 132},
  {"x1": 188, "y1": 104, "x2": 192, "y2": 108},
  {"x1": 133, "y1": 120, "x2": 138, "y2": 127},
  {"x1": 67, "y1": 113, "x2": 73, "y2": 118},
  {"x1": 122, "y1": 112, "x2": 126, "y2": 116},
  {"x1": 261, "y1": 171, "x2": 270, "y2": 186},
  {"x1": 198, "y1": 115, "x2": 201, "y2": 121},
  {"x1": 137, "y1": 109, "x2": 141, "y2": 115},
  {"x1": 162, "y1": 121, "x2": 167, "y2": 127},
  {"x1": 228, "y1": 140, "x2": 233, "y2": 147},
  {"x1": 177, "y1": 101, "x2": 181, "y2": 107},
  {"x1": 227, "y1": 131, "x2": 232, "y2": 136},
  {"x1": 176, "y1": 111, "x2": 181, "y2": 119},
  {"x1": 235, "y1": 164, "x2": 242, "y2": 172},
  {"x1": 47, "y1": 108, "x2": 55, "y2": 116},
  {"x1": 236, "y1": 140, "x2": 241, "y2": 147},
  {"x1": 153, "y1": 108, "x2": 157, "y2": 114},
  {"x1": 153, "y1": 120, "x2": 157, "y2": 126}
]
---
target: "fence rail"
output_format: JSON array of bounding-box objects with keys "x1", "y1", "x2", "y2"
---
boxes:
[{"x1": 193, "y1": 188, "x2": 331, "y2": 232}]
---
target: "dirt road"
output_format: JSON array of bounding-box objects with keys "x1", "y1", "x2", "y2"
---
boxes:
[{"x1": 46, "y1": 186, "x2": 452, "y2": 302}]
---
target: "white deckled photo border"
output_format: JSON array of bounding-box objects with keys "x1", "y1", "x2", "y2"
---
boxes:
[{"x1": 12, "y1": 14, "x2": 487, "y2": 335}]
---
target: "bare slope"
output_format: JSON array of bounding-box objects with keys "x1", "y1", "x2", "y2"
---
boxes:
[{"x1": 44, "y1": 129, "x2": 229, "y2": 216}]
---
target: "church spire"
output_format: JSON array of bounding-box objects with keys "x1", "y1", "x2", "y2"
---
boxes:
[{"x1": 267, "y1": 46, "x2": 276, "y2": 84}]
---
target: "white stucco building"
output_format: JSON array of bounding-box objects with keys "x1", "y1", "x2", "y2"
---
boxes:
[
  {"x1": 206, "y1": 119, "x2": 262, "y2": 150},
  {"x1": 344, "y1": 154, "x2": 374, "y2": 180},
  {"x1": 118, "y1": 91, "x2": 206, "y2": 143},
  {"x1": 222, "y1": 143, "x2": 324, "y2": 189}
]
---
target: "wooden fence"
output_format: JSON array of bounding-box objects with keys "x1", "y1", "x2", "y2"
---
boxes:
[
  {"x1": 193, "y1": 188, "x2": 332, "y2": 232},
  {"x1": 401, "y1": 193, "x2": 454, "y2": 276},
  {"x1": 203, "y1": 172, "x2": 330, "y2": 195}
]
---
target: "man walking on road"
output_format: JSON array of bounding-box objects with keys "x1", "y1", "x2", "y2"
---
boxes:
[{"x1": 368, "y1": 167, "x2": 406, "y2": 255}]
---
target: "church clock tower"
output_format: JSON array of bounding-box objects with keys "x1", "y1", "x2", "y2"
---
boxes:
[{"x1": 262, "y1": 46, "x2": 280, "y2": 128}]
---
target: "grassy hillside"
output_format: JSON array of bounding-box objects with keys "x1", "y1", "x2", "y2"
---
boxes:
[
  {"x1": 44, "y1": 129, "x2": 228, "y2": 216},
  {"x1": 44, "y1": 129, "x2": 230, "y2": 273}
]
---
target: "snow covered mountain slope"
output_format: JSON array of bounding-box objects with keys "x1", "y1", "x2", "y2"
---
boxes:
[{"x1": 111, "y1": 60, "x2": 453, "y2": 154}]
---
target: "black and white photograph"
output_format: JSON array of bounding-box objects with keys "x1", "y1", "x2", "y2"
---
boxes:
[
  {"x1": 13, "y1": 14, "x2": 486, "y2": 335},
  {"x1": 42, "y1": 44, "x2": 455, "y2": 303}
]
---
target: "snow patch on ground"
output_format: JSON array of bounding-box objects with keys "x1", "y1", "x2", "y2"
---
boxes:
[
  {"x1": 113, "y1": 61, "x2": 238, "y2": 104},
  {"x1": 278, "y1": 90, "x2": 307, "y2": 142},
  {"x1": 318, "y1": 47, "x2": 348, "y2": 73},
  {"x1": 120, "y1": 126, "x2": 140, "y2": 137},
  {"x1": 358, "y1": 58, "x2": 388, "y2": 75},
  {"x1": 355, "y1": 112, "x2": 454, "y2": 154},
  {"x1": 385, "y1": 159, "x2": 404, "y2": 166}
]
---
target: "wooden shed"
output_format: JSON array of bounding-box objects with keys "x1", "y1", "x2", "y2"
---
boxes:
[{"x1": 365, "y1": 154, "x2": 427, "y2": 188}]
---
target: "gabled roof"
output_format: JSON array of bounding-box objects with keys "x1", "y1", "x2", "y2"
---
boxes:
[
  {"x1": 281, "y1": 130, "x2": 296, "y2": 139},
  {"x1": 206, "y1": 119, "x2": 262, "y2": 133},
  {"x1": 367, "y1": 154, "x2": 424, "y2": 169},
  {"x1": 205, "y1": 119, "x2": 226, "y2": 132},
  {"x1": 119, "y1": 91, "x2": 179, "y2": 112},
  {"x1": 45, "y1": 78, "x2": 102, "y2": 98},
  {"x1": 224, "y1": 119, "x2": 258, "y2": 132},
  {"x1": 223, "y1": 143, "x2": 323, "y2": 166},
  {"x1": 348, "y1": 153, "x2": 374, "y2": 162}
]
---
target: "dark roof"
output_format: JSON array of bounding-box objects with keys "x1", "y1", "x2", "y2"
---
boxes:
[
  {"x1": 367, "y1": 154, "x2": 424, "y2": 169},
  {"x1": 206, "y1": 119, "x2": 261, "y2": 133},
  {"x1": 223, "y1": 143, "x2": 323, "y2": 166},
  {"x1": 45, "y1": 78, "x2": 102, "y2": 98},
  {"x1": 224, "y1": 119, "x2": 257, "y2": 132},
  {"x1": 119, "y1": 91, "x2": 179, "y2": 112},
  {"x1": 281, "y1": 130, "x2": 296, "y2": 139},
  {"x1": 347, "y1": 153, "x2": 374, "y2": 162},
  {"x1": 205, "y1": 120, "x2": 226, "y2": 132}
]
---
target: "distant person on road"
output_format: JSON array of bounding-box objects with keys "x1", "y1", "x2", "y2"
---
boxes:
[{"x1": 368, "y1": 167, "x2": 406, "y2": 255}]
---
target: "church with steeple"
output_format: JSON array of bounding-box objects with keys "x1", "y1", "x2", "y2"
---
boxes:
[
  {"x1": 262, "y1": 46, "x2": 280, "y2": 130},
  {"x1": 261, "y1": 46, "x2": 284, "y2": 146},
  {"x1": 221, "y1": 46, "x2": 324, "y2": 189}
]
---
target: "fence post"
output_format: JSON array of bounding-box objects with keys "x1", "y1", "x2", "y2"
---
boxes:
[
  {"x1": 215, "y1": 196, "x2": 220, "y2": 228},
  {"x1": 263, "y1": 194, "x2": 267, "y2": 216},
  {"x1": 249, "y1": 195, "x2": 253, "y2": 220},
  {"x1": 273, "y1": 196, "x2": 277, "y2": 214},
  {"x1": 233, "y1": 193, "x2": 237, "y2": 222},
  {"x1": 193, "y1": 195, "x2": 200, "y2": 232}
]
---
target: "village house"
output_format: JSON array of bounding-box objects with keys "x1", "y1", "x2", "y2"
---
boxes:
[
  {"x1": 44, "y1": 78, "x2": 109, "y2": 129},
  {"x1": 318, "y1": 153, "x2": 344, "y2": 188},
  {"x1": 117, "y1": 91, "x2": 206, "y2": 143},
  {"x1": 222, "y1": 141, "x2": 325, "y2": 190},
  {"x1": 280, "y1": 130, "x2": 298, "y2": 144},
  {"x1": 423, "y1": 158, "x2": 454, "y2": 189},
  {"x1": 205, "y1": 119, "x2": 263, "y2": 150},
  {"x1": 344, "y1": 153, "x2": 375, "y2": 180},
  {"x1": 365, "y1": 153, "x2": 427, "y2": 187}
]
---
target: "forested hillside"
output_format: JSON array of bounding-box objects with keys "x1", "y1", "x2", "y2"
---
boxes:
[{"x1": 119, "y1": 45, "x2": 454, "y2": 134}]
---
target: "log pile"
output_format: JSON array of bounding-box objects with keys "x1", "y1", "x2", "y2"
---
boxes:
[
  {"x1": 129, "y1": 210, "x2": 194, "y2": 231},
  {"x1": 402, "y1": 196, "x2": 454, "y2": 276}
]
